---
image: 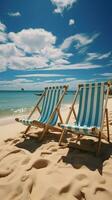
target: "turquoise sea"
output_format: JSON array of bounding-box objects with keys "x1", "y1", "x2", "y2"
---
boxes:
[{"x1": 0, "y1": 91, "x2": 75, "y2": 118}]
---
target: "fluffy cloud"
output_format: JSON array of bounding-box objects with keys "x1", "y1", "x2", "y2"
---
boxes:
[
  {"x1": 0, "y1": 26, "x2": 72, "y2": 71},
  {"x1": 0, "y1": 32, "x2": 7, "y2": 43},
  {"x1": 61, "y1": 33, "x2": 100, "y2": 50},
  {"x1": 9, "y1": 28, "x2": 56, "y2": 53},
  {"x1": 0, "y1": 43, "x2": 25, "y2": 71},
  {"x1": 0, "y1": 22, "x2": 7, "y2": 43},
  {"x1": 0, "y1": 43, "x2": 24, "y2": 57},
  {"x1": 40, "y1": 46, "x2": 72, "y2": 63},
  {"x1": 0, "y1": 57, "x2": 8, "y2": 72},
  {"x1": 0, "y1": 55, "x2": 49, "y2": 72},
  {"x1": 50, "y1": 0, "x2": 77, "y2": 14},
  {"x1": 0, "y1": 22, "x2": 6, "y2": 32},
  {"x1": 8, "y1": 56, "x2": 49, "y2": 70},
  {"x1": 0, "y1": 23, "x2": 104, "y2": 73},
  {"x1": 69, "y1": 19, "x2": 75, "y2": 26},
  {"x1": 8, "y1": 12, "x2": 21, "y2": 17}
]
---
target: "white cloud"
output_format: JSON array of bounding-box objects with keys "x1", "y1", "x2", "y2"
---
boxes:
[
  {"x1": 86, "y1": 52, "x2": 111, "y2": 61},
  {"x1": 50, "y1": 0, "x2": 77, "y2": 14},
  {"x1": 78, "y1": 47, "x2": 88, "y2": 54},
  {"x1": 0, "y1": 27, "x2": 71, "y2": 71},
  {"x1": 40, "y1": 46, "x2": 72, "y2": 63},
  {"x1": 98, "y1": 52, "x2": 111, "y2": 59},
  {"x1": 9, "y1": 28, "x2": 56, "y2": 53},
  {"x1": 8, "y1": 12, "x2": 21, "y2": 17},
  {"x1": 0, "y1": 43, "x2": 24, "y2": 57},
  {"x1": 36, "y1": 77, "x2": 78, "y2": 89},
  {"x1": 61, "y1": 33, "x2": 100, "y2": 50},
  {"x1": 0, "y1": 79, "x2": 39, "y2": 90},
  {"x1": 0, "y1": 55, "x2": 48, "y2": 72},
  {"x1": 0, "y1": 77, "x2": 76, "y2": 90},
  {"x1": 0, "y1": 23, "x2": 103, "y2": 73},
  {"x1": 0, "y1": 22, "x2": 7, "y2": 43},
  {"x1": 100, "y1": 73, "x2": 112, "y2": 77},
  {"x1": 0, "y1": 43, "x2": 25, "y2": 71},
  {"x1": 52, "y1": 58, "x2": 70, "y2": 65},
  {"x1": 44, "y1": 77, "x2": 75, "y2": 83},
  {"x1": 74, "y1": 34, "x2": 100, "y2": 49},
  {"x1": 9, "y1": 56, "x2": 49, "y2": 70},
  {"x1": 86, "y1": 53, "x2": 99, "y2": 61},
  {"x1": 0, "y1": 32, "x2": 7, "y2": 43},
  {"x1": 0, "y1": 22, "x2": 6, "y2": 32},
  {"x1": 47, "y1": 62, "x2": 101, "y2": 70},
  {"x1": 61, "y1": 35, "x2": 75, "y2": 49},
  {"x1": 0, "y1": 57, "x2": 8, "y2": 72},
  {"x1": 42, "y1": 77, "x2": 98, "y2": 90},
  {"x1": 0, "y1": 77, "x2": 100, "y2": 90},
  {"x1": 0, "y1": 79, "x2": 33, "y2": 85},
  {"x1": 16, "y1": 74, "x2": 65, "y2": 78},
  {"x1": 69, "y1": 19, "x2": 75, "y2": 26}
]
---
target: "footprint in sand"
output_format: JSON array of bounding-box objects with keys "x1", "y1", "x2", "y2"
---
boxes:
[
  {"x1": 21, "y1": 157, "x2": 30, "y2": 165},
  {"x1": 33, "y1": 159, "x2": 49, "y2": 169},
  {"x1": 74, "y1": 190, "x2": 86, "y2": 200},
  {"x1": 94, "y1": 187, "x2": 112, "y2": 200},
  {"x1": 75, "y1": 174, "x2": 87, "y2": 181},
  {"x1": 21, "y1": 174, "x2": 29, "y2": 182},
  {"x1": 0, "y1": 168, "x2": 13, "y2": 178},
  {"x1": 59, "y1": 183, "x2": 72, "y2": 194},
  {"x1": 47, "y1": 144, "x2": 58, "y2": 152},
  {"x1": 94, "y1": 187, "x2": 106, "y2": 193},
  {"x1": 27, "y1": 159, "x2": 50, "y2": 170}
]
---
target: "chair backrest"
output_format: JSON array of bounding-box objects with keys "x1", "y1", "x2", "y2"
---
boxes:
[
  {"x1": 76, "y1": 82, "x2": 109, "y2": 128},
  {"x1": 39, "y1": 85, "x2": 67, "y2": 125}
]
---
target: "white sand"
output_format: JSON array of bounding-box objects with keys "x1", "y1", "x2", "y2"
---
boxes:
[{"x1": 0, "y1": 100, "x2": 112, "y2": 200}]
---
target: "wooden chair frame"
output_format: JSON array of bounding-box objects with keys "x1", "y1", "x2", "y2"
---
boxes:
[
  {"x1": 16, "y1": 85, "x2": 68, "y2": 140},
  {"x1": 59, "y1": 82, "x2": 111, "y2": 154}
]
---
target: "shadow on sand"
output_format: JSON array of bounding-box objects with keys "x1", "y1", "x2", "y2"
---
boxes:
[
  {"x1": 16, "y1": 131, "x2": 62, "y2": 153},
  {"x1": 59, "y1": 139, "x2": 112, "y2": 175},
  {"x1": 15, "y1": 130, "x2": 112, "y2": 175}
]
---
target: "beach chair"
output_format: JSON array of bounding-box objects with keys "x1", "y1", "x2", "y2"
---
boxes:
[
  {"x1": 59, "y1": 82, "x2": 111, "y2": 154},
  {"x1": 15, "y1": 85, "x2": 68, "y2": 140}
]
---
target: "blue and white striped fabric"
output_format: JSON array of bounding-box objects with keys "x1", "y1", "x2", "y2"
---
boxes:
[
  {"x1": 61, "y1": 82, "x2": 107, "y2": 135},
  {"x1": 19, "y1": 86, "x2": 65, "y2": 126}
]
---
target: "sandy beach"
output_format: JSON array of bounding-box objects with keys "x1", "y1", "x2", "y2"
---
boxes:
[
  {"x1": 0, "y1": 100, "x2": 112, "y2": 200},
  {"x1": 0, "y1": 0, "x2": 111, "y2": 198}
]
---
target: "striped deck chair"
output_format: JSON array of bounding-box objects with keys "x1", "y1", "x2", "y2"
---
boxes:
[
  {"x1": 15, "y1": 85, "x2": 68, "y2": 140},
  {"x1": 59, "y1": 82, "x2": 111, "y2": 154}
]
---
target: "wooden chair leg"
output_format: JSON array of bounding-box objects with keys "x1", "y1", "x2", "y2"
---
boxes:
[
  {"x1": 76, "y1": 134, "x2": 82, "y2": 144},
  {"x1": 105, "y1": 108, "x2": 110, "y2": 142},
  {"x1": 96, "y1": 132, "x2": 101, "y2": 156},
  {"x1": 59, "y1": 129, "x2": 66, "y2": 145},
  {"x1": 39, "y1": 125, "x2": 49, "y2": 141},
  {"x1": 23, "y1": 125, "x2": 31, "y2": 137}
]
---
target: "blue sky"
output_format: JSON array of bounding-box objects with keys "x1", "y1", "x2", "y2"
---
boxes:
[{"x1": 0, "y1": 0, "x2": 112, "y2": 90}]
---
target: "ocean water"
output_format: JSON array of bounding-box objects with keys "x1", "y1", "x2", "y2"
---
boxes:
[{"x1": 0, "y1": 91, "x2": 75, "y2": 118}]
